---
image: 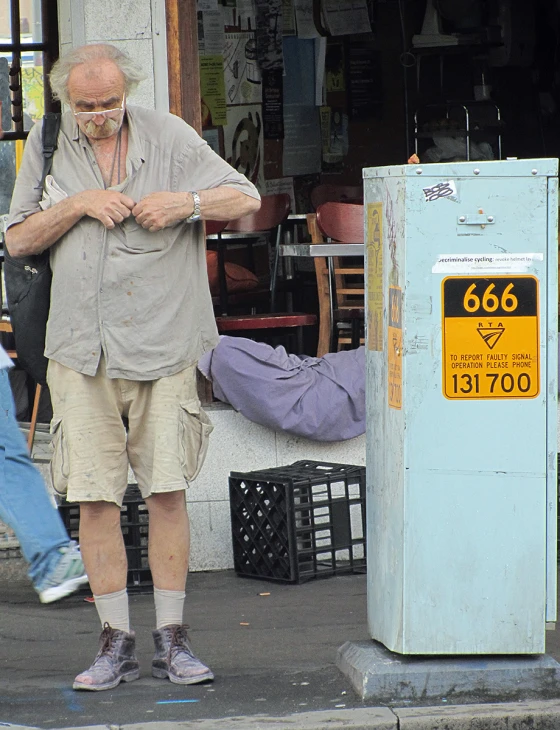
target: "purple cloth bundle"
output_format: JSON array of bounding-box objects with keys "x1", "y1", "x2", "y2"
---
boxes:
[{"x1": 198, "y1": 336, "x2": 365, "y2": 442}]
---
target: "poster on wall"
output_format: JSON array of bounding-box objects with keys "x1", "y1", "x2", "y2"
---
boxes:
[
  {"x1": 283, "y1": 37, "x2": 315, "y2": 107},
  {"x1": 347, "y1": 44, "x2": 383, "y2": 119},
  {"x1": 200, "y1": 56, "x2": 227, "y2": 127},
  {"x1": 322, "y1": 0, "x2": 371, "y2": 36},
  {"x1": 236, "y1": 0, "x2": 257, "y2": 30},
  {"x1": 203, "y1": 128, "x2": 222, "y2": 156},
  {"x1": 262, "y1": 69, "x2": 283, "y2": 139},
  {"x1": 282, "y1": 105, "x2": 321, "y2": 176},
  {"x1": 255, "y1": 0, "x2": 283, "y2": 70},
  {"x1": 197, "y1": 0, "x2": 225, "y2": 55},
  {"x1": 282, "y1": 0, "x2": 296, "y2": 35},
  {"x1": 325, "y1": 42, "x2": 345, "y2": 93},
  {"x1": 224, "y1": 32, "x2": 262, "y2": 105},
  {"x1": 264, "y1": 177, "x2": 296, "y2": 213},
  {"x1": 319, "y1": 106, "x2": 348, "y2": 172},
  {"x1": 293, "y1": 0, "x2": 320, "y2": 38},
  {"x1": 223, "y1": 104, "x2": 265, "y2": 191}
]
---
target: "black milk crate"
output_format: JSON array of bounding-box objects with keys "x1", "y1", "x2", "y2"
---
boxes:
[
  {"x1": 58, "y1": 485, "x2": 152, "y2": 592},
  {"x1": 229, "y1": 460, "x2": 366, "y2": 584}
]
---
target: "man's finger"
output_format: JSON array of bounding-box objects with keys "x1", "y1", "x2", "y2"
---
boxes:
[
  {"x1": 115, "y1": 205, "x2": 132, "y2": 219},
  {"x1": 119, "y1": 194, "x2": 136, "y2": 209}
]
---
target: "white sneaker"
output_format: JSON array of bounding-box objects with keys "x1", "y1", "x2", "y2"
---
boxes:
[{"x1": 35, "y1": 541, "x2": 89, "y2": 603}]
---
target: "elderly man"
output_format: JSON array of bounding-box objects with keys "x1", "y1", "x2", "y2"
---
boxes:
[{"x1": 6, "y1": 43, "x2": 261, "y2": 692}]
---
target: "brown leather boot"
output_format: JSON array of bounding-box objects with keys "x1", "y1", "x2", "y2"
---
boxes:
[
  {"x1": 73, "y1": 623, "x2": 140, "y2": 691},
  {"x1": 152, "y1": 624, "x2": 214, "y2": 685}
]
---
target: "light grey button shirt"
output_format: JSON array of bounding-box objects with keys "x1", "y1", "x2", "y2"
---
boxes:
[{"x1": 7, "y1": 106, "x2": 261, "y2": 380}]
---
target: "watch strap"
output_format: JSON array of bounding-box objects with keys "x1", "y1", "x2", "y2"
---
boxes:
[{"x1": 186, "y1": 191, "x2": 201, "y2": 222}]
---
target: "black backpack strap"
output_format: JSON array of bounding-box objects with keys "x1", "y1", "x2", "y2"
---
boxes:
[{"x1": 35, "y1": 112, "x2": 61, "y2": 189}]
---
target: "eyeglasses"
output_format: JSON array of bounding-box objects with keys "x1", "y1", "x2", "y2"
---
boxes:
[{"x1": 73, "y1": 96, "x2": 125, "y2": 122}]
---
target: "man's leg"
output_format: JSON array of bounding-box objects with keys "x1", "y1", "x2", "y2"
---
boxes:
[
  {"x1": 147, "y1": 490, "x2": 213, "y2": 684},
  {"x1": 78, "y1": 501, "x2": 128, "y2": 596},
  {"x1": 72, "y1": 499, "x2": 140, "y2": 692},
  {"x1": 46, "y1": 359, "x2": 139, "y2": 691},
  {"x1": 0, "y1": 369, "x2": 87, "y2": 601},
  {"x1": 127, "y1": 362, "x2": 214, "y2": 686},
  {"x1": 145, "y1": 490, "x2": 189, "y2": 590}
]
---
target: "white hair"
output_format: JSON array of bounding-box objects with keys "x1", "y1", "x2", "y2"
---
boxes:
[{"x1": 49, "y1": 43, "x2": 147, "y2": 104}]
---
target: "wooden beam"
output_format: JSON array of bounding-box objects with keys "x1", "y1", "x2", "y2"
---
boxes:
[{"x1": 165, "y1": 0, "x2": 202, "y2": 133}]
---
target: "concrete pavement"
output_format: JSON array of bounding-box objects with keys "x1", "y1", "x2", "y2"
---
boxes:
[{"x1": 2, "y1": 570, "x2": 560, "y2": 729}]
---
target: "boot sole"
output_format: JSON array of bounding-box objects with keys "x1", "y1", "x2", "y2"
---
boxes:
[
  {"x1": 73, "y1": 668, "x2": 140, "y2": 691},
  {"x1": 152, "y1": 666, "x2": 214, "y2": 685}
]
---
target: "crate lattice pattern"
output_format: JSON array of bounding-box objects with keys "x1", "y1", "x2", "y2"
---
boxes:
[{"x1": 229, "y1": 460, "x2": 366, "y2": 584}]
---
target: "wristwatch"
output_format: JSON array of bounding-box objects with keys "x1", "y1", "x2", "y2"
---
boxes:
[{"x1": 186, "y1": 191, "x2": 201, "y2": 222}]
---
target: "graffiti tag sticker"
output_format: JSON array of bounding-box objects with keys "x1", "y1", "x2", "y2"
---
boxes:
[{"x1": 422, "y1": 180, "x2": 458, "y2": 203}]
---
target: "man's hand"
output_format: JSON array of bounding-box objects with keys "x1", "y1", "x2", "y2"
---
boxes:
[
  {"x1": 77, "y1": 190, "x2": 135, "y2": 229},
  {"x1": 132, "y1": 192, "x2": 191, "y2": 232}
]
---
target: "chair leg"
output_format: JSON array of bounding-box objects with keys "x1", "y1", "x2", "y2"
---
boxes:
[
  {"x1": 27, "y1": 383, "x2": 42, "y2": 454},
  {"x1": 351, "y1": 318, "x2": 361, "y2": 349}
]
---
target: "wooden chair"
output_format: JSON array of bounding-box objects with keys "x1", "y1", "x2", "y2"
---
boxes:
[
  {"x1": 224, "y1": 194, "x2": 291, "y2": 307},
  {"x1": 310, "y1": 183, "x2": 363, "y2": 211},
  {"x1": 310, "y1": 202, "x2": 365, "y2": 356},
  {"x1": 214, "y1": 194, "x2": 317, "y2": 353},
  {"x1": 205, "y1": 219, "x2": 232, "y2": 316}
]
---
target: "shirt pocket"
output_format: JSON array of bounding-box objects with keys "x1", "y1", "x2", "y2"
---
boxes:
[
  {"x1": 118, "y1": 219, "x2": 171, "y2": 253},
  {"x1": 50, "y1": 416, "x2": 70, "y2": 497},
  {"x1": 178, "y1": 400, "x2": 213, "y2": 482}
]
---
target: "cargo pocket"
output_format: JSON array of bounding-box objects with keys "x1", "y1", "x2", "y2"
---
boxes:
[
  {"x1": 50, "y1": 417, "x2": 69, "y2": 497},
  {"x1": 179, "y1": 400, "x2": 213, "y2": 482}
]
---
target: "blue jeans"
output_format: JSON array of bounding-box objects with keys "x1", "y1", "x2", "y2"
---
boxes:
[{"x1": 0, "y1": 368, "x2": 69, "y2": 587}]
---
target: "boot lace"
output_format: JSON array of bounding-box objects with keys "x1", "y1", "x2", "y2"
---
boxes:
[
  {"x1": 166, "y1": 624, "x2": 194, "y2": 664},
  {"x1": 93, "y1": 623, "x2": 118, "y2": 663}
]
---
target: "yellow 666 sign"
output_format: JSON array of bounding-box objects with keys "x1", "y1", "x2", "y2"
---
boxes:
[{"x1": 442, "y1": 276, "x2": 539, "y2": 400}]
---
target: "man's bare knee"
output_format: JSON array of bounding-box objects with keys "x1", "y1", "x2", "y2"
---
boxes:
[
  {"x1": 80, "y1": 501, "x2": 121, "y2": 526},
  {"x1": 146, "y1": 491, "x2": 186, "y2": 518}
]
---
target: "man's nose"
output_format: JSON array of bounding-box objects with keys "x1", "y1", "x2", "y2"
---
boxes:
[{"x1": 92, "y1": 113, "x2": 107, "y2": 125}]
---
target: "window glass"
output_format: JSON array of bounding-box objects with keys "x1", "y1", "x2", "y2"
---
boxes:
[
  {"x1": 0, "y1": 1, "x2": 11, "y2": 41},
  {"x1": 0, "y1": 58, "x2": 16, "y2": 216},
  {"x1": 20, "y1": 0, "x2": 42, "y2": 44},
  {"x1": 0, "y1": 139, "x2": 16, "y2": 215},
  {"x1": 22, "y1": 52, "x2": 45, "y2": 128}
]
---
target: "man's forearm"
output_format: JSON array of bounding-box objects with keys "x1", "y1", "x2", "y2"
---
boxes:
[
  {"x1": 198, "y1": 187, "x2": 260, "y2": 221},
  {"x1": 6, "y1": 196, "x2": 86, "y2": 257}
]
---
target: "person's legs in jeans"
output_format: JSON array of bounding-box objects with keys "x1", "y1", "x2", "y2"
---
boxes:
[{"x1": 0, "y1": 368, "x2": 87, "y2": 600}]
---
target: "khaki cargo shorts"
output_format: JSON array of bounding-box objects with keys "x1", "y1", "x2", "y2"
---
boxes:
[{"x1": 47, "y1": 357, "x2": 213, "y2": 505}]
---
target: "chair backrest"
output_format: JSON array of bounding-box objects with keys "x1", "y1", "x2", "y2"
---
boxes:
[
  {"x1": 315, "y1": 202, "x2": 364, "y2": 243},
  {"x1": 225, "y1": 193, "x2": 291, "y2": 232},
  {"x1": 310, "y1": 184, "x2": 363, "y2": 212},
  {"x1": 205, "y1": 219, "x2": 229, "y2": 236},
  {"x1": 313, "y1": 203, "x2": 365, "y2": 354},
  {"x1": 307, "y1": 213, "x2": 331, "y2": 357}
]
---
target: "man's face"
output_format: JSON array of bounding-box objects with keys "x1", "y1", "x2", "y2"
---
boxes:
[{"x1": 67, "y1": 60, "x2": 126, "y2": 141}]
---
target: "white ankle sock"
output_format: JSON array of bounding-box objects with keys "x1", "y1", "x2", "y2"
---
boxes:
[
  {"x1": 154, "y1": 587, "x2": 186, "y2": 629},
  {"x1": 93, "y1": 588, "x2": 130, "y2": 633}
]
